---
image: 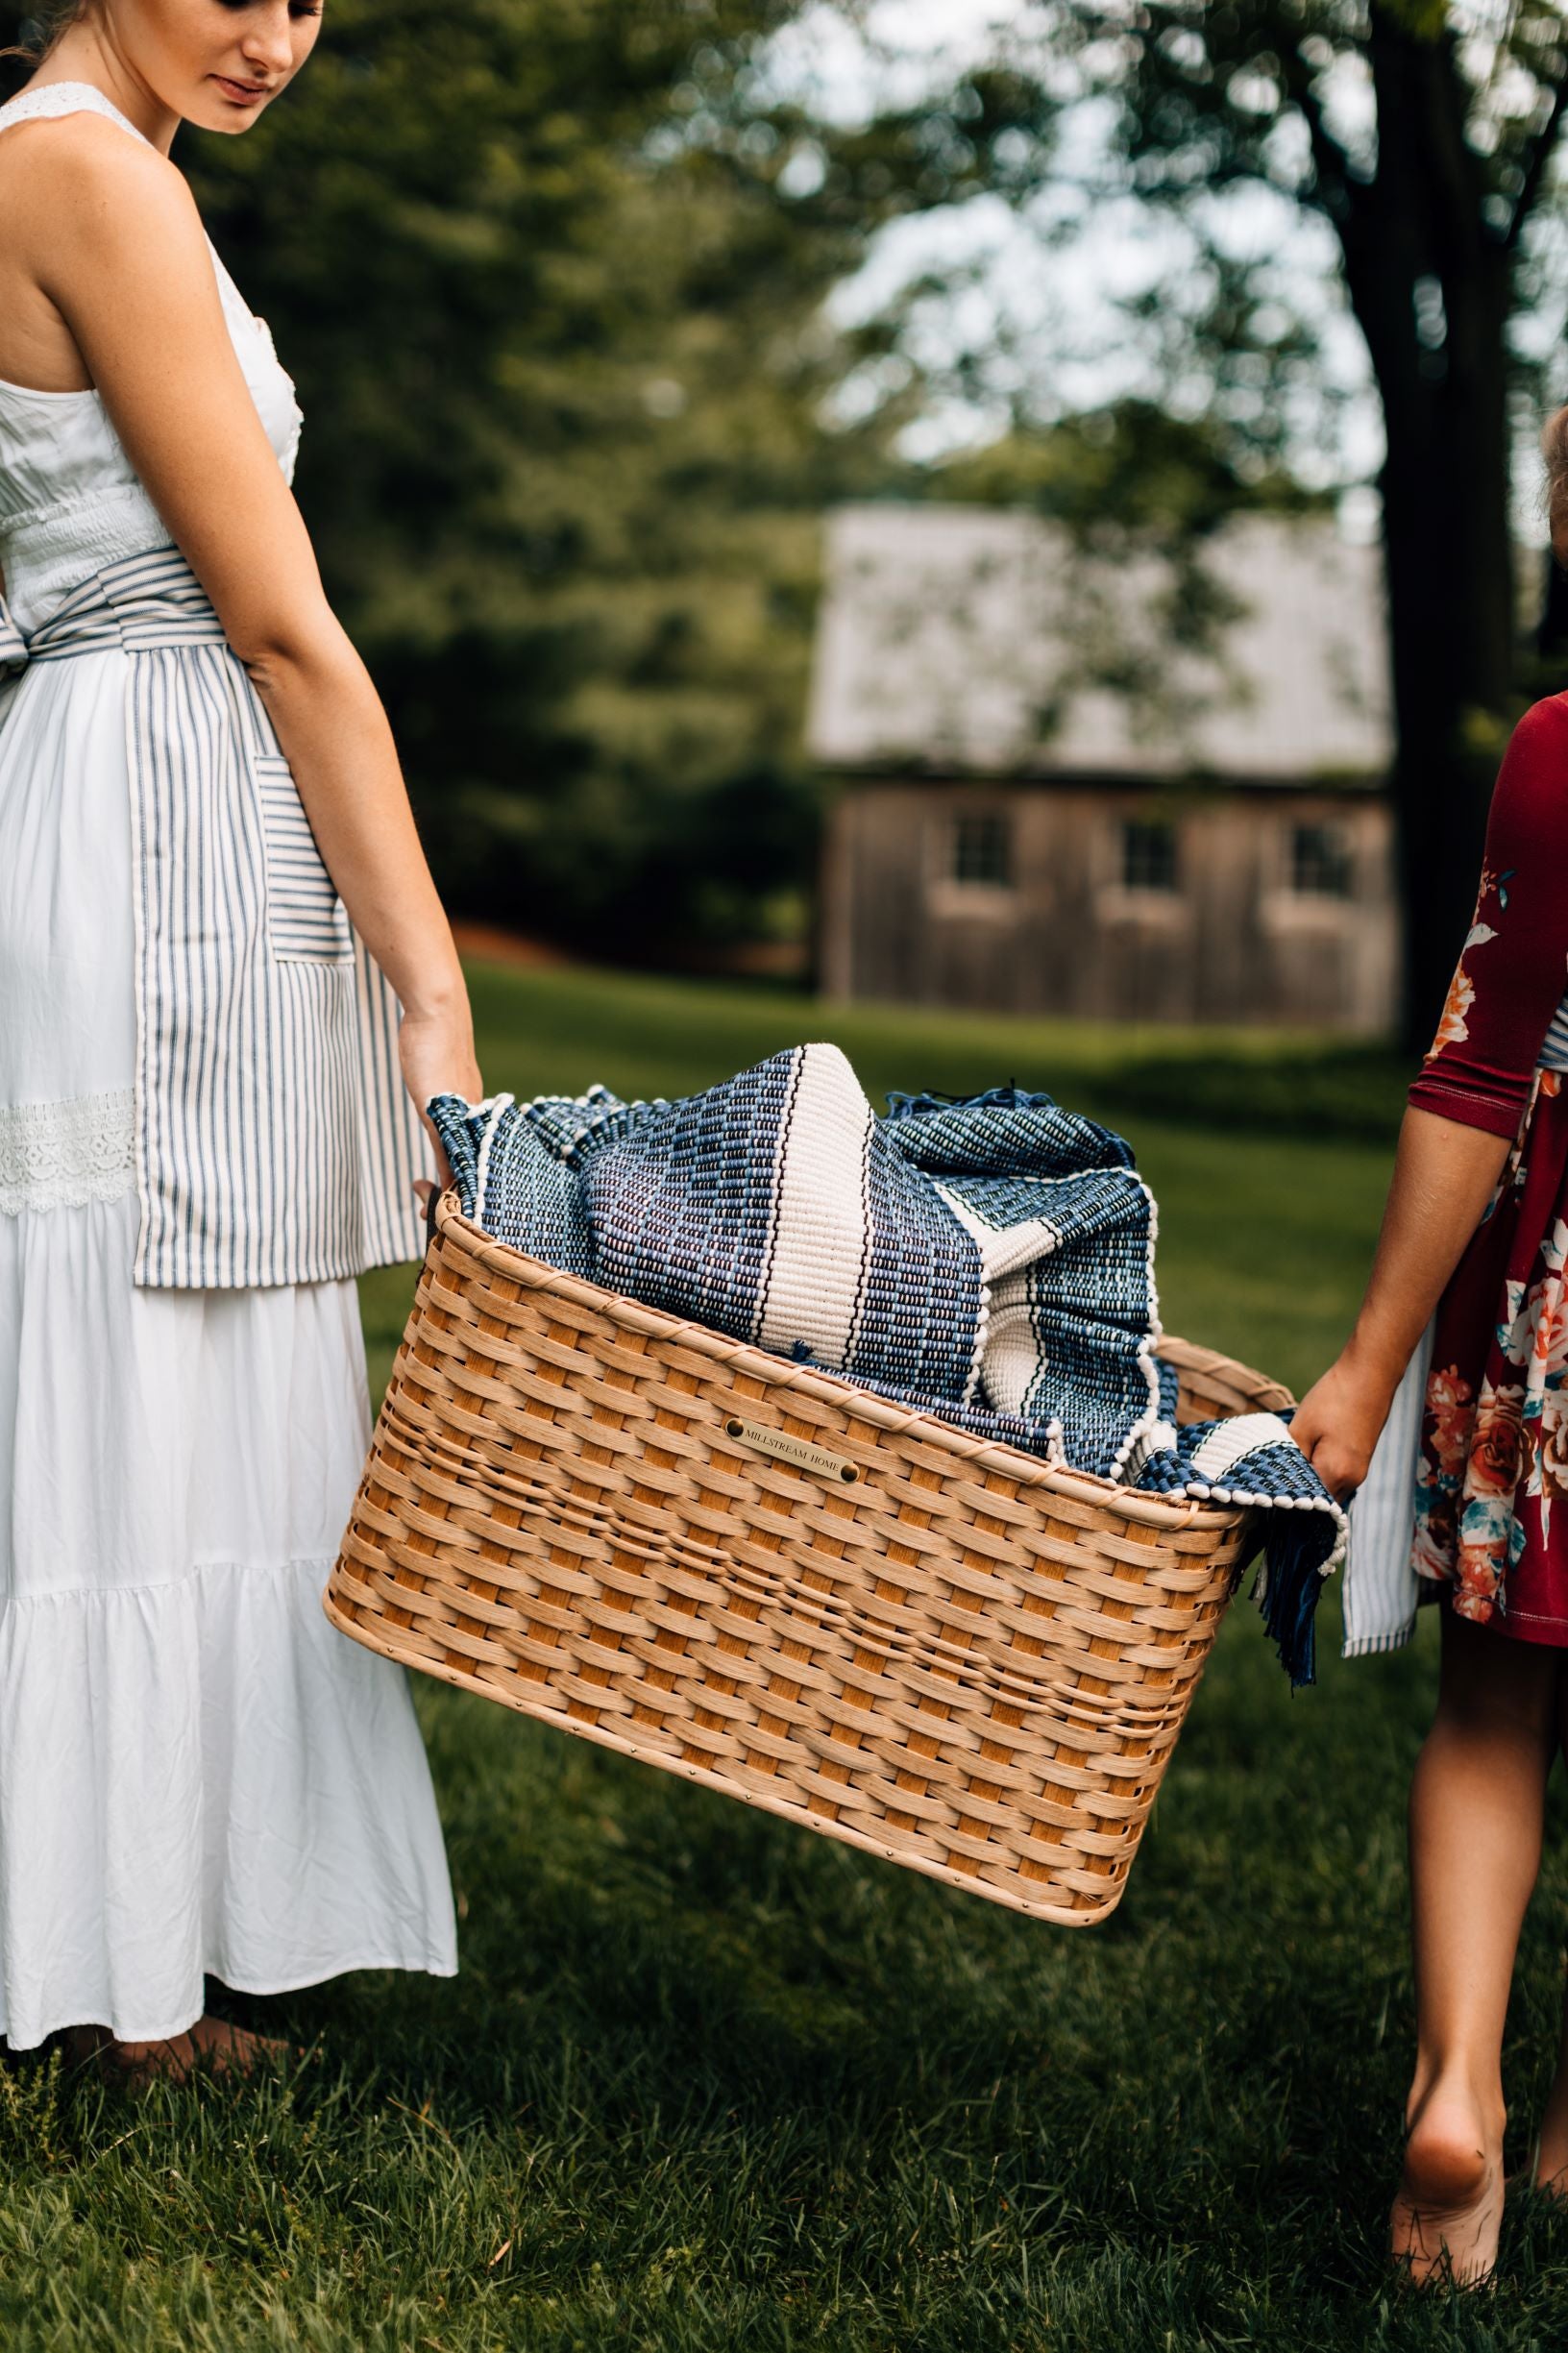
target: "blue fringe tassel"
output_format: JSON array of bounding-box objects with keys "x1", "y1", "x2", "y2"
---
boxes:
[{"x1": 1254, "y1": 1512, "x2": 1326, "y2": 1689}]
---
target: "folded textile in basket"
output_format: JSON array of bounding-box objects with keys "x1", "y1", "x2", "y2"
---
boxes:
[{"x1": 428, "y1": 1044, "x2": 1346, "y2": 1684}]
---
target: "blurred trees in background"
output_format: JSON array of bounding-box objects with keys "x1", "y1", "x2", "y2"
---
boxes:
[{"x1": 2, "y1": 0, "x2": 935, "y2": 961}]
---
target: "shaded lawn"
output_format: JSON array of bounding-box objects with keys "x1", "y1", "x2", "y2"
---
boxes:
[{"x1": 11, "y1": 963, "x2": 1568, "y2": 2349}]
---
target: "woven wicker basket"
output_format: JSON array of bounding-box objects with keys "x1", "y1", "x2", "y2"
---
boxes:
[{"x1": 326, "y1": 1190, "x2": 1293, "y2": 1926}]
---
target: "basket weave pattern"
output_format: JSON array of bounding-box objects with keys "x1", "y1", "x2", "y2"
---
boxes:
[{"x1": 327, "y1": 1195, "x2": 1293, "y2": 1925}]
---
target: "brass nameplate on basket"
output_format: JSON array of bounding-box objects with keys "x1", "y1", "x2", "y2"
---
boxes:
[{"x1": 723, "y1": 1416, "x2": 861, "y2": 1485}]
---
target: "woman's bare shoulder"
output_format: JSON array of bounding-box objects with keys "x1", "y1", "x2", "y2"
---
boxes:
[
  {"x1": 0, "y1": 106, "x2": 197, "y2": 243},
  {"x1": 2, "y1": 110, "x2": 213, "y2": 385}
]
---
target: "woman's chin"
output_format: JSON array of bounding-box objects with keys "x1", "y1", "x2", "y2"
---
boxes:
[{"x1": 188, "y1": 105, "x2": 265, "y2": 136}]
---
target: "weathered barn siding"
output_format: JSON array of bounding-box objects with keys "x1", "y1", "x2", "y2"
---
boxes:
[
  {"x1": 810, "y1": 503, "x2": 1401, "y2": 1031},
  {"x1": 821, "y1": 780, "x2": 1399, "y2": 1030}
]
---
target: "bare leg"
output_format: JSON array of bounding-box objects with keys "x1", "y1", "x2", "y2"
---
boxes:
[
  {"x1": 1529, "y1": 1654, "x2": 1568, "y2": 2193},
  {"x1": 1391, "y1": 1605, "x2": 1559, "y2": 2285},
  {"x1": 62, "y1": 2014, "x2": 292, "y2": 2089}
]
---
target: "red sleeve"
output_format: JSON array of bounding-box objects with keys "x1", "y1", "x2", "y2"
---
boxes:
[{"x1": 1407, "y1": 696, "x2": 1568, "y2": 1140}]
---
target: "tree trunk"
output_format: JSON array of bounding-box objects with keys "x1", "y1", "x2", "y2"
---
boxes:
[
  {"x1": 1340, "y1": 18, "x2": 1519, "y2": 1054},
  {"x1": 1375, "y1": 262, "x2": 1514, "y2": 1053}
]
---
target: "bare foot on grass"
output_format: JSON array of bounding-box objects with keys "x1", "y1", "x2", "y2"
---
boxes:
[
  {"x1": 1390, "y1": 2079, "x2": 1505, "y2": 2288},
  {"x1": 64, "y1": 2014, "x2": 297, "y2": 2090}
]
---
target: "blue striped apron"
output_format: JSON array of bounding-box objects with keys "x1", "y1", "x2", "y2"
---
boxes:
[{"x1": 0, "y1": 543, "x2": 429, "y2": 1287}]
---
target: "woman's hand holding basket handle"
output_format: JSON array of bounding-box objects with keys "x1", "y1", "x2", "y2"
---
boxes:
[
  {"x1": 1292, "y1": 1105, "x2": 1510, "y2": 1502},
  {"x1": 398, "y1": 993, "x2": 481, "y2": 1215}
]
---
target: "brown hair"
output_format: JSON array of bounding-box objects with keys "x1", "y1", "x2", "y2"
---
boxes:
[
  {"x1": 1544, "y1": 405, "x2": 1568, "y2": 570},
  {"x1": 1, "y1": 3, "x2": 87, "y2": 67}
]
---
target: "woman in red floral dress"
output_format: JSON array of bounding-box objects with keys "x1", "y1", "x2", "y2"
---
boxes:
[{"x1": 1297, "y1": 409, "x2": 1568, "y2": 2290}]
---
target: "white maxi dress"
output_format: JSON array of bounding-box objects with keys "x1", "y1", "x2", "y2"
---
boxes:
[{"x1": 0, "y1": 80, "x2": 457, "y2": 2050}]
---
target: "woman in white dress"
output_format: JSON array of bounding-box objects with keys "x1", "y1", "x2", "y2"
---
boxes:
[{"x1": 0, "y1": 2, "x2": 479, "y2": 2077}]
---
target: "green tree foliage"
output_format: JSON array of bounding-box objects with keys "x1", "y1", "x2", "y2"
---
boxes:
[
  {"x1": 1, "y1": 0, "x2": 923, "y2": 960},
  {"x1": 933, "y1": 402, "x2": 1319, "y2": 540}
]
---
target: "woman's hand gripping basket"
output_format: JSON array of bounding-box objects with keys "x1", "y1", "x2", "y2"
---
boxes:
[{"x1": 325, "y1": 1191, "x2": 1292, "y2": 1926}]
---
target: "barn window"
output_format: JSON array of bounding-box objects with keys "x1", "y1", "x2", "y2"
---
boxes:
[
  {"x1": 1121, "y1": 819, "x2": 1179, "y2": 894},
  {"x1": 951, "y1": 813, "x2": 1013, "y2": 887},
  {"x1": 1289, "y1": 821, "x2": 1353, "y2": 897}
]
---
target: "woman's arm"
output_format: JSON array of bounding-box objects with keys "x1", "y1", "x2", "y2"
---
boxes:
[
  {"x1": 21, "y1": 116, "x2": 479, "y2": 1136},
  {"x1": 1291, "y1": 1110, "x2": 1508, "y2": 1496},
  {"x1": 1294, "y1": 696, "x2": 1568, "y2": 1495}
]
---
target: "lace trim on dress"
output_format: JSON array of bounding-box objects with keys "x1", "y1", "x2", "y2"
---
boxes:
[
  {"x1": 0, "y1": 81, "x2": 151, "y2": 145},
  {"x1": 0, "y1": 1088, "x2": 135, "y2": 1214}
]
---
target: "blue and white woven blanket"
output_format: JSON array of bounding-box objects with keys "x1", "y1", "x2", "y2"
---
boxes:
[{"x1": 429, "y1": 1044, "x2": 1346, "y2": 1683}]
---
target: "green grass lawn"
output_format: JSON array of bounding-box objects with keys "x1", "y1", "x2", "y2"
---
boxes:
[{"x1": 12, "y1": 964, "x2": 1568, "y2": 2349}]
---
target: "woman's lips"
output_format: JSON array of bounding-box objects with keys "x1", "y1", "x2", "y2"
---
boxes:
[{"x1": 212, "y1": 75, "x2": 270, "y2": 105}]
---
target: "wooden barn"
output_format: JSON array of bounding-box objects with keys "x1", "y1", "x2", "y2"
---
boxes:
[{"x1": 809, "y1": 503, "x2": 1398, "y2": 1031}]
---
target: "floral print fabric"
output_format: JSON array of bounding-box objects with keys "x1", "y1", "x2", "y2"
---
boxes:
[
  {"x1": 1414, "y1": 1078, "x2": 1568, "y2": 1634},
  {"x1": 1408, "y1": 697, "x2": 1568, "y2": 1641}
]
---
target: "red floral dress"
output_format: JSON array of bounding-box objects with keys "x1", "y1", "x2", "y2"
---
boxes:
[{"x1": 1407, "y1": 695, "x2": 1568, "y2": 1640}]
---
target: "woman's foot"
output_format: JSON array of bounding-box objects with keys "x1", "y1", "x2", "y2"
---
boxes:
[
  {"x1": 1390, "y1": 2080, "x2": 1506, "y2": 2287},
  {"x1": 64, "y1": 2014, "x2": 294, "y2": 2089}
]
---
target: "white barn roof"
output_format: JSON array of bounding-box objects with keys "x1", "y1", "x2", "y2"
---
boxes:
[{"x1": 807, "y1": 502, "x2": 1392, "y2": 782}]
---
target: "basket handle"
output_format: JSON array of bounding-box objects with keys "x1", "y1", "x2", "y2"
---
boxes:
[{"x1": 418, "y1": 1179, "x2": 443, "y2": 1251}]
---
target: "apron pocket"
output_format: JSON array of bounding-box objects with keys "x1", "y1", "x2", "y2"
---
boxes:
[{"x1": 254, "y1": 752, "x2": 354, "y2": 964}]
